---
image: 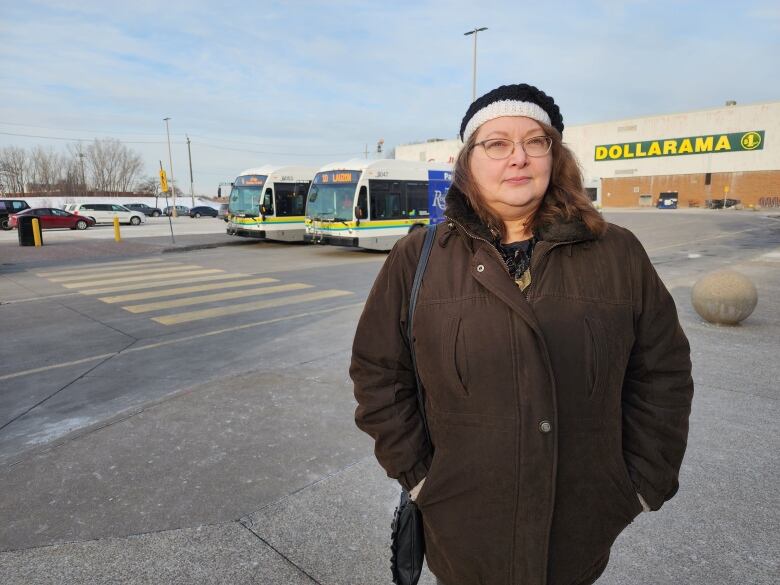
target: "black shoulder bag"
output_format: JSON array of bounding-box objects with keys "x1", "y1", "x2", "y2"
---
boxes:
[{"x1": 390, "y1": 225, "x2": 437, "y2": 585}]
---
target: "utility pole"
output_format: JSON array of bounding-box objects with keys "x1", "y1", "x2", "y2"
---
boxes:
[
  {"x1": 163, "y1": 117, "x2": 177, "y2": 215},
  {"x1": 364, "y1": 144, "x2": 369, "y2": 159},
  {"x1": 186, "y1": 135, "x2": 195, "y2": 208},
  {"x1": 78, "y1": 149, "x2": 86, "y2": 197},
  {"x1": 464, "y1": 27, "x2": 488, "y2": 103}
]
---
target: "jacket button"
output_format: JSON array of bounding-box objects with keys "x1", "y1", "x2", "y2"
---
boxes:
[
  {"x1": 539, "y1": 420, "x2": 552, "y2": 433},
  {"x1": 476, "y1": 264, "x2": 485, "y2": 272}
]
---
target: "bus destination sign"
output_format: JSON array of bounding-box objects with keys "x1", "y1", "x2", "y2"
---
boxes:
[
  {"x1": 315, "y1": 171, "x2": 359, "y2": 184},
  {"x1": 235, "y1": 175, "x2": 266, "y2": 186}
]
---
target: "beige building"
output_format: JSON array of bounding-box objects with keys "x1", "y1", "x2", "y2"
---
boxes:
[{"x1": 395, "y1": 101, "x2": 780, "y2": 209}]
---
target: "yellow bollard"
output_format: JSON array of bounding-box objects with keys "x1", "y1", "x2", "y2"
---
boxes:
[
  {"x1": 32, "y1": 217, "x2": 42, "y2": 247},
  {"x1": 113, "y1": 216, "x2": 121, "y2": 242}
]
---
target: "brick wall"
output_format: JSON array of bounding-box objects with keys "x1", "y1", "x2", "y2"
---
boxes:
[{"x1": 601, "y1": 170, "x2": 780, "y2": 208}]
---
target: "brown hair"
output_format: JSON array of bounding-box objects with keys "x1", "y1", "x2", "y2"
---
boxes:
[{"x1": 452, "y1": 121, "x2": 606, "y2": 238}]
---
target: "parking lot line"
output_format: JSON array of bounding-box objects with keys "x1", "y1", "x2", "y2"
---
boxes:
[
  {"x1": 79, "y1": 273, "x2": 249, "y2": 295},
  {"x1": 46, "y1": 264, "x2": 204, "y2": 283},
  {"x1": 60, "y1": 268, "x2": 225, "y2": 289},
  {"x1": 98, "y1": 277, "x2": 280, "y2": 303},
  {"x1": 153, "y1": 289, "x2": 354, "y2": 325},
  {"x1": 122, "y1": 283, "x2": 314, "y2": 313},
  {"x1": 36, "y1": 258, "x2": 165, "y2": 276}
]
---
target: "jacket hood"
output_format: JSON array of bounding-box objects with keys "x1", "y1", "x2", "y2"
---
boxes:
[{"x1": 444, "y1": 184, "x2": 596, "y2": 244}]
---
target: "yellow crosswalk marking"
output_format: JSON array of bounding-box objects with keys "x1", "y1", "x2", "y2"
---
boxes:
[
  {"x1": 47, "y1": 264, "x2": 203, "y2": 283},
  {"x1": 60, "y1": 268, "x2": 225, "y2": 289},
  {"x1": 36, "y1": 258, "x2": 165, "y2": 276},
  {"x1": 99, "y1": 277, "x2": 279, "y2": 303},
  {"x1": 80, "y1": 273, "x2": 249, "y2": 295},
  {"x1": 153, "y1": 289, "x2": 353, "y2": 325},
  {"x1": 122, "y1": 283, "x2": 314, "y2": 313}
]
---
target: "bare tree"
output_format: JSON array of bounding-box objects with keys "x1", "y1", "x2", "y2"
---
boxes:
[
  {"x1": 85, "y1": 138, "x2": 144, "y2": 193},
  {"x1": 136, "y1": 175, "x2": 159, "y2": 194},
  {"x1": 30, "y1": 146, "x2": 66, "y2": 190},
  {"x1": 0, "y1": 146, "x2": 30, "y2": 193}
]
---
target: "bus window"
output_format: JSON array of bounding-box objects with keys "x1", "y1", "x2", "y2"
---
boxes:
[
  {"x1": 405, "y1": 182, "x2": 428, "y2": 217},
  {"x1": 262, "y1": 189, "x2": 274, "y2": 215},
  {"x1": 275, "y1": 183, "x2": 298, "y2": 217},
  {"x1": 369, "y1": 180, "x2": 404, "y2": 220},
  {"x1": 290, "y1": 183, "x2": 309, "y2": 216},
  {"x1": 357, "y1": 186, "x2": 368, "y2": 219}
]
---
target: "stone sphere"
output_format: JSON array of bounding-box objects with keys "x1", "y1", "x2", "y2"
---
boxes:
[{"x1": 691, "y1": 269, "x2": 758, "y2": 325}]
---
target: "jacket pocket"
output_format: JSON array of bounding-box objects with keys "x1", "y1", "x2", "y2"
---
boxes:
[
  {"x1": 441, "y1": 317, "x2": 469, "y2": 396},
  {"x1": 584, "y1": 316, "x2": 608, "y2": 399}
]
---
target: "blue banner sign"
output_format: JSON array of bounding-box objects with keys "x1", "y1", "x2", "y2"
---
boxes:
[{"x1": 427, "y1": 170, "x2": 451, "y2": 225}]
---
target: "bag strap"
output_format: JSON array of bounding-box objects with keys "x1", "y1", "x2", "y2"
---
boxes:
[{"x1": 407, "y1": 225, "x2": 436, "y2": 447}]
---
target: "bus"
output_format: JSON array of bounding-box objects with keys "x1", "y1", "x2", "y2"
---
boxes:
[
  {"x1": 304, "y1": 159, "x2": 452, "y2": 251},
  {"x1": 226, "y1": 165, "x2": 317, "y2": 242}
]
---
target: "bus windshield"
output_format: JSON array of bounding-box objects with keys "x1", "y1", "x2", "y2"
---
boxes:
[
  {"x1": 229, "y1": 174, "x2": 268, "y2": 215},
  {"x1": 306, "y1": 170, "x2": 361, "y2": 221}
]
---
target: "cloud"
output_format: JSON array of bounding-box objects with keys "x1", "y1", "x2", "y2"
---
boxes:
[{"x1": 1, "y1": 1, "x2": 778, "y2": 193}]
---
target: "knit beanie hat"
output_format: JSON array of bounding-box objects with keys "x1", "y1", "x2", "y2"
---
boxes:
[{"x1": 459, "y1": 83, "x2": 564, "y2": 143}]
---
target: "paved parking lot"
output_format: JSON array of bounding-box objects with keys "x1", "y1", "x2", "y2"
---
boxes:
[{"x1": 1, "y1": 209, "x2": 778, "y2": 584}]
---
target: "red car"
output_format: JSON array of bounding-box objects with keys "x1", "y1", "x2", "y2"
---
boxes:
[{"x1": 9, "y1": 208, "x2": 96, "y2": 230}]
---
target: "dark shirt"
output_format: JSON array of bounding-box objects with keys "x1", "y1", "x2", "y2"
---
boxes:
[{"x1": 496, "y1": 238, "x2": 535, "y2": 284}]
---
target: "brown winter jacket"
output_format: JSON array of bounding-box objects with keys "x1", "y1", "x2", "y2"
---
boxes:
[{"x1": 351, "y1": 187, "x2": 693, "y2": 585}]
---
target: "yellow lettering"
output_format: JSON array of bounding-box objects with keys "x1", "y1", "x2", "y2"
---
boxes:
[
  {"x1": 595, "y1": 146, "x2": 608, "y2": 160},
  {"x1": 622, "y1": 144, "x2": 635, "y2": 158},
  {"x1": 695, "y1": 136, "x2": 714, "y2": 152},
  {"x1": 663, "y1": 140, "x2": 677, "y2": 155},
  {"x1": 648, "y1": 142, "x2": 661, "y2": 156},
  {"x1": 678, "y1": 138, "x2": 693, "y2": 154},
  {"x1": 635, "y1": 142, "x2": 647, "y2": 157},
  {"x1": 609, "y1": 145, "x2": 623, "y2": 159},
  {"x1": 715, "y1": 135, "x2": 731, "y2": 151}
]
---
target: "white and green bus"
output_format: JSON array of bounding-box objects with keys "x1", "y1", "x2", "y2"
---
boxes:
[
  {"x1": 304, "y1": 159, "x2": 452, "y2": 251},
  {"x1": 226, "y1": 165, "x2": 317, "y2": 242}
]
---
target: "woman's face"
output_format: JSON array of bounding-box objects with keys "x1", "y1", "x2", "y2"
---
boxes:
[{"x1": 469, "y1": 116, "x2": 553, "y2": 221}]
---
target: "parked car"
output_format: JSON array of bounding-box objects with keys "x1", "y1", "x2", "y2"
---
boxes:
[
  {"x1": 189, "y1": 206, "x2": 218, "y2": 218},
  {"x1": 125, "y1": 203, "x2": 162, "y2": 217},
  {"x1": 217, "y1": 203, "x2": 230, "y2": 221},
  {"x1": 64, "y1": 203, "x2": 145, "y2": 225},
  {"x1": 0, "y1": 199, "x2": 30, "y2": 230},
  {"x1": 705, "y1": 198, "x2": 741, "y2": 209},
  {"x1": 163, "y1": 205, "x2": 190, "y2": 217},
  {"x1": 9, "y1": 207, "x2": 95, "y2": 230}
]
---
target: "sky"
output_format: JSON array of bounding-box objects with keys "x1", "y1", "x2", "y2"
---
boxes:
[{"x1": 1, "y1": 0, "x2": 779, "y2": 196}]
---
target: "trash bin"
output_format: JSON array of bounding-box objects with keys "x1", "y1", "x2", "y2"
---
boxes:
[{"x1": 17, "y1": 215, "x2": 41, "y2": 246}]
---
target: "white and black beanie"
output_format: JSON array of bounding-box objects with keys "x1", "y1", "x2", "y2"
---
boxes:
[{"x1": 459, "y1": 83, "x2": 564, "y2": 143}]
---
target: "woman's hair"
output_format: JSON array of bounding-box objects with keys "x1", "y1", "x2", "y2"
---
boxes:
[{"x1": 452, "y1": 121, "x2": 607, "y2": 238}]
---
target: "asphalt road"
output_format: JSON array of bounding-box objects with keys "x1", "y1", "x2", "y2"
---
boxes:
[
  {"x1": 1, "y1": 209, "x2": 778, "y2": 464},
  {"x1": 0, "y1": 208, "x2": 778, "y2": 584}
]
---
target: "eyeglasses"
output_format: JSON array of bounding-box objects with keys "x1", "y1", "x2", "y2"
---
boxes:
[{"x1": 473, "y1": 136, "x2": 553, "y2": 160}]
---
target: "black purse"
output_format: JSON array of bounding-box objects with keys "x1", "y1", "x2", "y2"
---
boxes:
[{"x1": 390, "y1": 225, "x2": 437, "y2": 585}]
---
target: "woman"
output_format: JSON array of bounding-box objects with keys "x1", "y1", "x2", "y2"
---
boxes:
[{"x1": 351, "y1": 84, "x2": 693, "y2": 585}]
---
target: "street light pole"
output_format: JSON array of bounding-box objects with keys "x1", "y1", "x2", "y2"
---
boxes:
[
  {"x1": 163, "y1": 117, "x2": 176, "y2": 214},
  {"x1": 186, "y1": 135, "x2": 195, "y2": 208},
  {"x1": 464, "y1": 27, "x2": 488, "y2": 103}
]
